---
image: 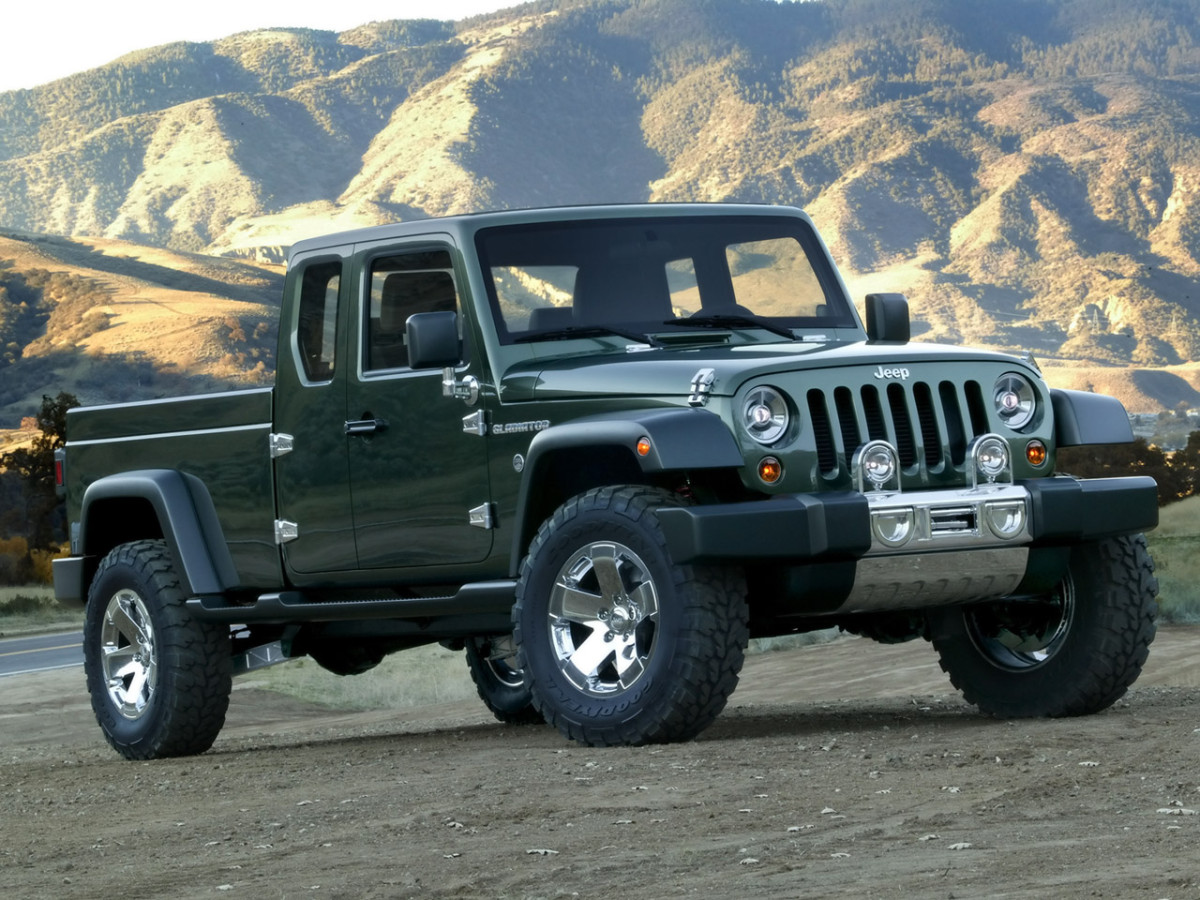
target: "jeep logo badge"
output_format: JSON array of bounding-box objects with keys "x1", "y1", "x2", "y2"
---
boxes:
[{"x1": 874, "y1": 365, "x2": 910, "y2": 381}]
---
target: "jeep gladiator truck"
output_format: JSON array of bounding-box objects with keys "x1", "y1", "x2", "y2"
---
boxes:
[{"x1": 52, "y1": 203, "x2": 1158, "y2": 759}]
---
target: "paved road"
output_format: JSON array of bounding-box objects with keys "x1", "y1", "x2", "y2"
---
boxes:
[{"x1": 0, "y1": 631, "x2": 83, "y2": 678}]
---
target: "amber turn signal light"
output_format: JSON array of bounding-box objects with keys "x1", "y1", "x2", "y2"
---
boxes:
[
  {"x1": 636, "y1": 436, "x2": 652, "y2": 457},
  {"x1": 1026, "y1": 440, "x2": 1047, "y2": 466},
  {"x1": 758, "y1": 456, "x2": 783, "y2": 484}
]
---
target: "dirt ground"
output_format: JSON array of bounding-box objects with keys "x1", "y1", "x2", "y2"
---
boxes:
[{"x1": 3, "y1": 629, "x2": 1200, "y2": 900}]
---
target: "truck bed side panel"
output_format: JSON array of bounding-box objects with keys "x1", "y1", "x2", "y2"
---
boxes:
[{"x1": 66, "y1": 389, "x2": 281, "y2": 589}]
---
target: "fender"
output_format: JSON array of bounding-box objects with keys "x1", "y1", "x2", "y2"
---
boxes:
[
  {"x1": 1050, "y1": 389, "x2": 1134, "y2": 446},
  {"x1": 77, "y1": 469, "x2": 240, "y2": 598},
  {"x1": 508, "y1": 407, "x2": 744, "y2": 573}
]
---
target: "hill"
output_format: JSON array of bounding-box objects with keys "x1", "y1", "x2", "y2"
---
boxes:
[
  {"x1": 1, "y1": 0, "x2": 1199, "y2": 418},
  {"x1": 0, "y1": 230, "x2": 279, "y2": 426}
]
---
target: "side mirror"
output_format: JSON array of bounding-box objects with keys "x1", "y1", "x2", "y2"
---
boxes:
[
  {"x1": 406, "y1": 310, "x2": 479, "y2": 405},
  {"x1": 864, "y1": 293, "x2": 910, "y2": 343},
  {"x1": 406, "y1": 311, "x2": 461, "y2": 369}
]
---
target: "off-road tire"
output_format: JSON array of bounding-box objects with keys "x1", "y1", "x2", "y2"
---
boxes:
[
  {"x1": 929, "y1": 534, "x2": 1157, "y2": 718},
  {"x1": 513, "y1": 486, "x2": 749, "y2": 747},
  {"x1": 83, "y1": 540, "x2": 232, "y2": 759},
  {"x1": 465, "y1": 636, "x2": 543, "y2": 725}
]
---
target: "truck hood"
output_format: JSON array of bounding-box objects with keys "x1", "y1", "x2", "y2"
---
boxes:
[{"x1": 498, "y1": 341, "x2": 1036, "y2": 402}]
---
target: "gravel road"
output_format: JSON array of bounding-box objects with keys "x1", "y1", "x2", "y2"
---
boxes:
[{"x1": 2, "y1": 628, "x2": 1199, "y2": 899}]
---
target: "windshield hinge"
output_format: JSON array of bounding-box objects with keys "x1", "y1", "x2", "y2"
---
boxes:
[
  {"x1": 443, "y1": 367, "x2": 480, "y2": 406},
  {"x1": 269, "y1": 433, "x2": 295, "y2": 459},
  {"x1": 688, "y1": 368, "x2": 717, "y2": 407},
  {"x1": 274, "y1": 519, "x2": 299, "y2": 544}
]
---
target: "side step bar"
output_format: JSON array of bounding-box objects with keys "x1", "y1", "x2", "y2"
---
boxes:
[{"x1": 186, "y1": 580, "x2": 517, "y2": 624}]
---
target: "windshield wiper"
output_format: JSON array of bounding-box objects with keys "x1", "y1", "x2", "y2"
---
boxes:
[
  {"x1": 663, "y1": 314, "x2": 796, "y2": 340},
  {"x1": 514, "y1": 325, "x2": 661, "y2": 347}
]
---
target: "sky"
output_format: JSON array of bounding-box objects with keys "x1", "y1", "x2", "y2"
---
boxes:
[{"x1": 0, "y1": 0, "x2": 521, "y2": 93}]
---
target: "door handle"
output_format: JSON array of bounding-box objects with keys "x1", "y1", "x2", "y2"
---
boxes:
[{"x1": 345, "y1": 417, "x2": 389, "y2": 435}]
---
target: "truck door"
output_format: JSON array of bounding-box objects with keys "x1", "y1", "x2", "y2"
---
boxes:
[
  {"x1": 273, "y1": 246, "x2": 360, "y2": 574},
  {"x1": 346, "y1": 240, "x2": 493, "y2": 568}
]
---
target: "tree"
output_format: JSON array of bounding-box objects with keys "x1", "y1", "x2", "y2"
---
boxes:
[
  {"x1": 1057, "y1": 433, "x2": 1198, "y2": 507},
  {"x1": 0, "y1": 391, "x2": 79, "y2": 549}
]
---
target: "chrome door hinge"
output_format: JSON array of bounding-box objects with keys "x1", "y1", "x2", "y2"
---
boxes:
[
  {"x1": 269, "y1": 433, "x2": 295, "y2": 458},
  {"x1": 688, "y1": 368, "x2": 716, "y2": 406},
  {"x1": 274, "y1": 519, "x2": 299, "y2": 544},
  {"x1": 463, "y1": 410, "x2": 488, "y2": 436},
  {"x1": 468, "y1": 503, "x2": 495, "y2": 530}
]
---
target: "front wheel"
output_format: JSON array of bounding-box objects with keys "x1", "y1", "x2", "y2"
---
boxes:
[
  {"x1": 513, "y1": 486, "x2": 749, "y2": 747},
  {"x1": 83, "y1": 540, "x2": 232, "y2": 759},
  {"x1": 929, "y1": 534, "x2": 1158, "y2": 718},
  {"x1": 465, "y1": 635, "x2": 543, "y2": 724}
]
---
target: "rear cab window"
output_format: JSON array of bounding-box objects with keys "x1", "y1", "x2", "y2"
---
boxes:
[{"x1": 294, "y1": 258, "x2": 343, "y2": 383}]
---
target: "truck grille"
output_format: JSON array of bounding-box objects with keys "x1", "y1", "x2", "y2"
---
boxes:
[{"x1": 806, "y1": 380, "x2": 990, "y2": 480}]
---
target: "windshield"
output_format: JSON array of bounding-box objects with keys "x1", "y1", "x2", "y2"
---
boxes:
[{"x1": 476, "y1": 215, "x2": 855, "y2": 345}]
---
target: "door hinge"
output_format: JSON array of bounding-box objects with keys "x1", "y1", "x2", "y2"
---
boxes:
[
  {"x1": 269, "y1": 433, "x2": 295, "y2": 458},
  {"x1": 274, "y1": 519, "x2": 299, "y2": 544},
  {"x1": 468, "y1": 503, "x2": 495, "y2": 530},
  {"x1": 463, "y1": 410, "x2": 488, "y2": 436}
]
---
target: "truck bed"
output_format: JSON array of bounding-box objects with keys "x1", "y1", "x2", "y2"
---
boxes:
[{"x1": 64, "y1": 388, "x2": 280, "y2": 589}]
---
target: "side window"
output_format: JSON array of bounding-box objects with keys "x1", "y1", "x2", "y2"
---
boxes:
[
  {"x1": 295, "y1": 260, "x2": 341, "y2": 382},
  {"x1": 365, "y1": 249, "x2": 458, "y2": 371}
]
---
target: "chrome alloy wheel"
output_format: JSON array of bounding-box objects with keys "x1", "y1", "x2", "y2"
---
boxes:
[
  {"x1": 99, "y1": 588, "x2": 159, "y2": 720},
  {"x1": 476, "y1": 634, "x2": 525, "y2": 689},
  {"x1": 964, "y1": 576, "x2": 1076, "y2": 670},
  {"x1": 548, "y1": 540, "x2": 659, "y2": 696}
]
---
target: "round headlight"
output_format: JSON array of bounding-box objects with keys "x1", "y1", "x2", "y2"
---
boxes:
[
  {"x1": 993, "y1": 373, "x2": 1037, "y2": 431},
  {"x1": 742, "y1": 386, "x2": 790, "y2": 445}
]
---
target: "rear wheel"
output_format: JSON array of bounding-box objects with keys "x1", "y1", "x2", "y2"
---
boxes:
[
  {"x1": 929, "y1": 534, "x2": 1157, "y2": 718},
  {"x1": 514, "y1": 486, "x2": 749, "y2": 746},
  {"x1": 83, "y1": 540, "x2": 232, "y2": 759}
]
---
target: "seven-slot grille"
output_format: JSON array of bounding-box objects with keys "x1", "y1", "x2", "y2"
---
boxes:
[{"x1": 806, "y1": 380, "x2": 990, "y2": 478}]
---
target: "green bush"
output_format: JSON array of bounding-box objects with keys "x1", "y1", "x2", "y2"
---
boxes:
[{"x1": 0, "y1": 590, "x2": 52, "y2": 615}]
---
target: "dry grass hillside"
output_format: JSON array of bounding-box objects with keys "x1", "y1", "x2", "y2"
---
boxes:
[
  {"x1": 0, "y1": 230, "x2": 279, "y2": 426},
  {"x1": 1, "y1": 0, "x2": 1199, "y2": 417}
]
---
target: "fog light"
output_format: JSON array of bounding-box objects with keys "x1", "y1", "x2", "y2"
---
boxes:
[
  {"x1": 872, "y1": 508, "x2": 915, "y2": 547},
  {"x1": 852, "y1": 440, "x2": 899, "y2": 492},
  {"x1": 984, "y1": 500, "x2": 1026, "y2": 539},
  {"x1": 968, "y1": 434, "x2": 1011, "y2": 487},
  {"x1": 758, "y1": 456, "x2": 783, "y2": 484}
]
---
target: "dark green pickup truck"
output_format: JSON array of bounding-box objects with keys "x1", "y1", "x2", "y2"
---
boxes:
[{"x1": 53, "y1": 203, "x2": 1158, "y2": 759}]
